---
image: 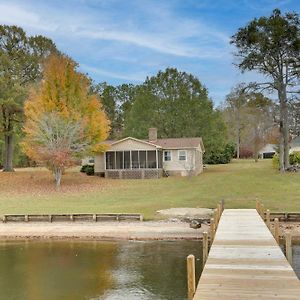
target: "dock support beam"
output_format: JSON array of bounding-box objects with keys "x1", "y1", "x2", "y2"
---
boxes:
[
  {"x1": 266, "y1": 209, "x2": 270, "y2": 229},
  {"x1": 274, "y1": 218, "x2": 279, "y2": 244},
  {"x1": 210, "y1": 218, "x2": 215, "y2": 243},
  {"x1": 285, "y1": 232, "x2": 292, "y2": 265},
  {"x1": 203, "y1": 232, "x2": 208, "y2": 267},
  {"x1": 187, "y1": 254, "x2": 196, "y2": 300}
]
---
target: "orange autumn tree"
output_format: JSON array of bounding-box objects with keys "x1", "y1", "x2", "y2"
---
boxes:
[{"x1": 23, "y1": 54, "x2": 110, "y2": 187}]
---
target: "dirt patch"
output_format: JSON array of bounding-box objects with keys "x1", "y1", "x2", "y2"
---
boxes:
[{"x1": 157, "y1": 208, "x2": 213, "y2": 220}]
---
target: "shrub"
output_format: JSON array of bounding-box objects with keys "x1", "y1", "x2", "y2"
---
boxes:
[
  {"x1": 204, "y1": 143, "x2": 235, "y2": 164},
  {"x1": 239, "y1": 148, "x2": 253, "y2": 159},
  {"x1": 272, "y1": 152, "x2": 300, "y2": 169},
  {"x1": 272, "y1": 154, "x2": 279, "y2": 169},
  {"x1": 80, "y1": 164, "x2": 94, "y2": 176},
  {"x1": 289, "y1": 152, "x2": 300, "y2": 165}
]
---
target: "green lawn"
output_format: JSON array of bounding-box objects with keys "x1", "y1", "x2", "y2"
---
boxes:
[{"x1": 0, "y1": 159, "x2": 299, "y2": 219}]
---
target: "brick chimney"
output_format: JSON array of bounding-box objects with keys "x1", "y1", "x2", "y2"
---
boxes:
[{"x1": 148, "y1": 128, "x2": 157, "y2": 142}]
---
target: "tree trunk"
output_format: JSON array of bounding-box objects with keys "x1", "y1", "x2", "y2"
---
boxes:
[
  {"x1": 278, "y1": 86, "x2": 289, "y2": 172},
  {"x1": 54, "y1": 167, "x2": 62, "y2": 190},
  {"x1": 282, "y1": 95, "x2": 290, "y2": 169},
  {"x1": 3, "y1": 133, "x2": 14, "y2": 172},
  {"x1": 236, "y1": 130, "x2": 240, "y2": 159},
  {"x1": 236, "y1": 110, "x2": 240, "y2": 159}
]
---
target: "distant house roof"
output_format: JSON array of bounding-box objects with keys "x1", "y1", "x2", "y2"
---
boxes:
[{"x1": 101, "y1": 137, "x2": 204, "y2": 151}]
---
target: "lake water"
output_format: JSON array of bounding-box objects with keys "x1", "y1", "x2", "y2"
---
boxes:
[{"x1": 0, "y1": 240, "x2": 299, "y2": 300}]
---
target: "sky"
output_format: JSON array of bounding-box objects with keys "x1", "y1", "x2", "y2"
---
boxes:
[{"x1": 0, "y1": 0, "x2": 299, "y2": 104}]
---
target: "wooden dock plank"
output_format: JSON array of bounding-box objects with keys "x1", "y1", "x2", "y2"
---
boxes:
[{"x1": 194, "y1": 209, "x2": 300, "y2": 300}]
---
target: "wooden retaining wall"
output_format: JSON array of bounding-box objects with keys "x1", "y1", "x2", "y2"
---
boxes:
[{"x1": 2, "y1": 213, "x2": 143, "y2": 223}]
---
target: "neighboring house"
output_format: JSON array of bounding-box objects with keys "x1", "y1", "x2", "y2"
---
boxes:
[
  {"x1": 87, "y1": 128, "x2": 205, "y2": 179},
  {"x1": 258, "y1": 144, "x2": 277, "y2": 159},
  {"x1": 290, "y1": 136, "x2": 300, "y2": 153}
]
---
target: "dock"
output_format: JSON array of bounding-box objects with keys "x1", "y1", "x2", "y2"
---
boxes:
[{"x1": 193, "y1": 209, "x2": 300, "y2": 299}]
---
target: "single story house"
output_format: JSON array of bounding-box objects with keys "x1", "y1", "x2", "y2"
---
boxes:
[
  {"x1": 290, "y1": 136, "x2": 300, "y2": 153},
  {"x1": 258, "y1": 144, "x2": 277, "y2": 159},
  {"x1": 84, "y1": 128, "x2": 204, "y2": 179}
]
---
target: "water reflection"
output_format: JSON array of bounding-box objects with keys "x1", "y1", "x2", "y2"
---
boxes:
[
  {"x1": 0, "y1": 240, "x2": 202, "y2": 300},
  {"x1": 0, "y1": 240, "x2": 299, "y2": 299}
]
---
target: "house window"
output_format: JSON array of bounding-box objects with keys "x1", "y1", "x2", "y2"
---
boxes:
[
  {"x1": 178, "y1": 150, "x2": 187, "y2": 161},
  {"x1": 164, "y1": 150, "x2": 171, "y2": 162}
]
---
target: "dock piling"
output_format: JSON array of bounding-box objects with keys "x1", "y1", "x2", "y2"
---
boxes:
[
  {"x1": 274, "y1": 218, "x2": 280, "y2": 244},
  {"x1": 187, "y1": 254, "x2": 196, "y2": 300},
  {"x1": 203, "y1": 232, "x2": 208, "y2": 266},
  {"x1": 285, "y1": 232, "x2": 292, "y2": 265}
]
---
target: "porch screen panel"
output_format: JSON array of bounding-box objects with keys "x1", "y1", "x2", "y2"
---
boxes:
[
  {"x1": 139, "y1": 151, "x2": 146, "y2": 168},
  {"x1": 147, "y1": 151, "x2": 156, "y2": 168},
  {"x1": 116, "y1": 151, "x2": 124, "y2": 169},
  {"x1": 106, "y1": 152, "x2": 116, "y2": 169},
  {"x1": 131, "y1": 151, "x2": 139, "y2": 169},
  {"x1": 124, "y1": 151, "x2": 130, "y2": 169}
]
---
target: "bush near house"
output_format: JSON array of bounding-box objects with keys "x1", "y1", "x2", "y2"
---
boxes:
[
  {"x1": 80, "y1": 165, "x2": 95, "y2": 176},
  {"x1": 204, "y1": 143, "x2": 235, "y2": 164}
]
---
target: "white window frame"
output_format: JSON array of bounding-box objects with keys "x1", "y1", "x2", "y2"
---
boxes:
[
  {"x1": 178, "y1": 150, "x2": 187, "y2": 161},
  {"x1": 163, "y1": 150, "x2": 172, "y2": 162}
]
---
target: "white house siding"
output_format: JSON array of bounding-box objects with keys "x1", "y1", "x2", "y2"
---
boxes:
[
  {"x1": 109, "y1": 139, "x2": 157, "y2": 151},
  {"x1": 163, "y1": 148, "x2": 203, "y2": 176},
  {"x1": 94, "y1": 153, "x2": 105, "y2": 173}
]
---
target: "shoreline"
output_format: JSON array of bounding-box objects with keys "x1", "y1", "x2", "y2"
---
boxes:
[
  {"x1": 0, "y1": 221, "x2": 207, "y2": 241},
  {"x1": 0, "y1": 220, "x2": 299, "y2": 242}
]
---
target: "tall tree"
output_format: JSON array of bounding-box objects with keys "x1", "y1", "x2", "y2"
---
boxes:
[
  {"x1": 124, "y1": 68, "x2": 227, "y2": 155},
  {"x1": 223, "y1": 84, "x2": 248, "y2": 158},
  {"x1": 245, "y1": 93, "x2": 274, "y2": 161},
  {"x1": 0, "y1": 25, "x2": 56, "y2": 171},
  {"x1": 231, "y1": 9, "x2": 300, "y2": 172},
  {"x1": 23, "y1": 54, "x2": 110, "y2": 187},
  {"x1": 92, "y1": 83, "x2": 136, "y2": 139}
]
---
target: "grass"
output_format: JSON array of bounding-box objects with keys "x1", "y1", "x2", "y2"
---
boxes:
[{"x1": 0, "y1": 159, "x2": 299, "y2": 219}]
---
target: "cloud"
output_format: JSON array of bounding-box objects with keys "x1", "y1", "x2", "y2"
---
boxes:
[
  {"x1": 81, "y1": 64, "x2": 146, "y2": 82},
  {"x1": 0, "y1": 0, "x2": 230, "y2": 59}
]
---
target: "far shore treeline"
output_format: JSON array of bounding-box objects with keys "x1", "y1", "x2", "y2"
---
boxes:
[{"x1": 0, "y1": 9, "x2": 299, "y2": 175}]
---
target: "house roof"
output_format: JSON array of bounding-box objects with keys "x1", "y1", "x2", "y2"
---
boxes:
[
  {"x1": 101, "y1": 137, "x2": 204, "y2": 151},
  {"x1": 153, "y1": 137, "x2": 204, "y2": 150}
]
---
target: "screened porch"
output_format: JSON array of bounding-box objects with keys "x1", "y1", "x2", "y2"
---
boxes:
[{"x1": 105, "y1": 150, "x2": 163, "y2": 170}]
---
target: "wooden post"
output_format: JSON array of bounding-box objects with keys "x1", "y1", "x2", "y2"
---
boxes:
[
  {"x1": 187, "y1": 254, "x2": 196, "y2": 300},
  {"x1": 274, "y1": 218, "x2": 280, "y2": 244},
  {"x1": 93, "y1": 214, "x2": 97, "y2": 222},
  {"x1": 285, "y1": 232, "x2": 292, "y2": 265},
  {"x1": 266, "y1": 209, "x2": 270, "y2": 229},
  {"x1": 2, "y1": 215, "x2": 6, "y2": 223},
  {"x1": 210, "y1": 218, "x2": 215, "y2": 243},
  {"x1": 25, "y1": 215, "x2": 29, "y2": 222},
  {"x1": 214, "y1": 209, "x2": 218, "y2": 228},
  {"x1": 203, "y1": 232, "x2": 208, "y2": 266},
  {"x1": 218, "y1": 203, "x2": 222, "y2": 219},
  {"x1": 220, "y1": 199, "x2": 225, "y2": 213},
  {"x1": 261, "y1": 204, "x2": 265, "y2": 220},
  {"x1": 255, "y1": 200, "x2": 259, "y2": 212}
]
